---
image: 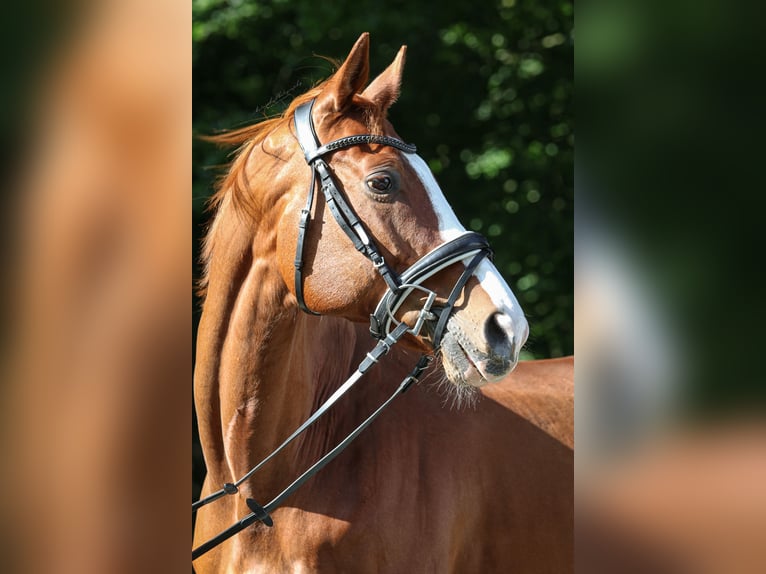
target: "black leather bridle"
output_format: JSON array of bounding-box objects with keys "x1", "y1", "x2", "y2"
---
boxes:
[
  {"x1": 192, "y1": 99, "x2": 492, "y2": 561},
  {"x1": 293, "y1": 99, "x2": 492, "y2": 347}
]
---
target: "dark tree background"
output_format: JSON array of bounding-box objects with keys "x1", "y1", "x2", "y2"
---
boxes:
[
  {"x1": 193, "y1": 0, "x2": 573, "y2": 494},
  {"x1": 193, "y1": 0, "x2": 573, "y2": 356}
]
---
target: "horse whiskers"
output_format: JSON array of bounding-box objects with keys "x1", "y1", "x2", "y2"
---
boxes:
[
  {"x1": 420, "y1": 349, "x2": 479, "y2": 411},
  {"x1": 438, "y1": 377, "x2": 480, "y2": 411}
]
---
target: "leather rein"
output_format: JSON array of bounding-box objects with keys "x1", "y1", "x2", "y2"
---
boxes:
[{"x1": 192, "y1": 99, "x2": 492, "y2": 561}]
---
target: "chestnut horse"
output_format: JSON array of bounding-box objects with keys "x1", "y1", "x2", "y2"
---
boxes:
[{"x1": 194, "y1": 33, "x2": 573, "y2": 573}]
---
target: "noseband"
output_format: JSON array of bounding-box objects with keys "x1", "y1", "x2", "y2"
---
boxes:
[{"x1": 192, "y1": 99, "x2": 493, "y2": 561}]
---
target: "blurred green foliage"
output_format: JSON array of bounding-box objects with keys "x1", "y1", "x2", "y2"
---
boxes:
[
  {"x1": 193, "y1": 0, "x2": 573, "y2": 360},
  {"x1": 578, "y1": 1, "x2": 766, "y2": 413}
]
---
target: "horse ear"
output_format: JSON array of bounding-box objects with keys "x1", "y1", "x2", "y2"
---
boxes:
[
  {"x1": 318, "y1": 33, "x2": 371, "y2": 113},
  {"x1": 362, "y1": 45, "x2": 406, "y2": 112}
]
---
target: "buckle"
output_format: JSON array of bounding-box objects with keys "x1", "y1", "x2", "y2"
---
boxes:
[{"x1": 371, "y1": 252, "x2": 386, "y2": 268}]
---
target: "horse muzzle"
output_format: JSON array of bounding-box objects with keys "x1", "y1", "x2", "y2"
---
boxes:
[{"x1": 440, "y1": 301, "x2": 528, "y2": 387}]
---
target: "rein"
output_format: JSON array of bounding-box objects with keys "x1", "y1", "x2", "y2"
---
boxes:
[{"x1": 192, "y1": 99, "x2": 492, "y2": 561}]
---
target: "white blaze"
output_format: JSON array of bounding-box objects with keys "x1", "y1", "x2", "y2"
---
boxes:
[{"x1": 404, "y1": 154, "x2": 528, "y2": 346}]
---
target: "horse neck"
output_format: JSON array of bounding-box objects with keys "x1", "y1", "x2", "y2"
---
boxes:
[{"x1": 194, "y1": 199, "x2": 362, "y2": 495}]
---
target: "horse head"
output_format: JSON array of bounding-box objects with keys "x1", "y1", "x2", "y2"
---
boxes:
[{"x1": 238, "y1": 33, "x2": 528, "y2": 387}]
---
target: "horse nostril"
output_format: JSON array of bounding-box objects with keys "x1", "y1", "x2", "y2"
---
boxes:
[{"x1": 484, "y1": 312, "x2": 513, "y2": 356}]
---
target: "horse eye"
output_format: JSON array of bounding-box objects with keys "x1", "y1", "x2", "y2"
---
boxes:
[{"x1": 366, "y1": 175, "x2": 393, "y2": 193}]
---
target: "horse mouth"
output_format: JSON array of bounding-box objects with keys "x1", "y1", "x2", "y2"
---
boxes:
[
  {"x1": 439, "y1": 332, "x2": 488, "y2": 387},
  {"x1": 437, "y1": 320, "x2": 515, "y2": 388}
]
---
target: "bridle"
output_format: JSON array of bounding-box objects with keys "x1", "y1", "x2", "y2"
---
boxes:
[{"x1": 192, "y1": 99, "x2": 492, "y2": 561}]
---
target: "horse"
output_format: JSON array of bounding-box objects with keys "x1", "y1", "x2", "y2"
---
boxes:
[{"x1": 193, "y1": 33, "x2": 573, "y2": 573}]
